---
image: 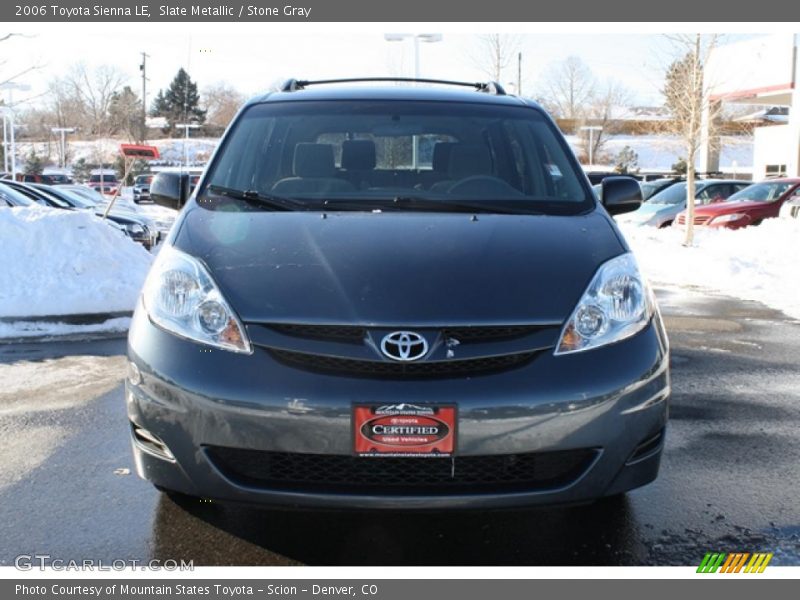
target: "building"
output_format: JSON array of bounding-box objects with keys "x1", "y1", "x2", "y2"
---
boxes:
[{"x1": 702, "y1": 34, "x2": 800, "y2": 179}]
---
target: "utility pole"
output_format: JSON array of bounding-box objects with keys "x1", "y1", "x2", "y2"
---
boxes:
[
  {"x1": 0, "y1": 82, "x2": 31, "y2": 179},
  {"x1": 140, "y1": 52, "x2": 149, "y2": 139},
  {"x1": 517, "y1": 52, "x2": 522, "y2": 96}
]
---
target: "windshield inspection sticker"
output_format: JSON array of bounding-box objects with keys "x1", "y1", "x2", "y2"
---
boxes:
[{"x1": 354, "y1": 404, "x2": 456, "y2": 457}]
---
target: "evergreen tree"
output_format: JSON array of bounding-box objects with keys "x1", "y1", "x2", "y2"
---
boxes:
[
  {"x1": 71, "y1": 157, "x2": 91, "y2": 183},
  {"x1": 24, "y1": 148, "x2": 45, "y2": 175},
  {"x1": 150, "y1": 68, "x2": 206, "y2": 136}
]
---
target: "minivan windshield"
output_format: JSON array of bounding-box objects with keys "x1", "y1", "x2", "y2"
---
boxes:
[{"x1": 201, "y1": 100, "x2": 592, "y2": 215}]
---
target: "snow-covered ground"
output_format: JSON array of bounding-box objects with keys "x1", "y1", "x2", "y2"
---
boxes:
[
  {"x1": 0, "y1": 207, "x2": 153, "y2": 320},
  {"x1": 564, "y1": 134, "x2": 753, "y2": 172},
  {"x1": 619, "y1": 218, "x2": 800, "y2": 320}
]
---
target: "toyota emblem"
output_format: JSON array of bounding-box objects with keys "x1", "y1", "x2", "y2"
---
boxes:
[{"x1": 380, "y1": 331, "x2": 429, "y2": 362}]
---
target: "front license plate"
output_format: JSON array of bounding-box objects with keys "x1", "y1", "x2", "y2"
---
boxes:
[{"x1": 353, "y1": 404, "x2": 456, "y2": 457}]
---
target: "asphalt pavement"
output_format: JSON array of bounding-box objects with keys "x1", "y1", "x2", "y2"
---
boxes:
[{"x1": 1, "y1": 286, "x2": 798, "y2": 566}]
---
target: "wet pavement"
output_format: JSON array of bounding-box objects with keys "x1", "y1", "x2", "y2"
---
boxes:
[{"x1": 1, "y1": 286, "x2": 799, "y2": 566}]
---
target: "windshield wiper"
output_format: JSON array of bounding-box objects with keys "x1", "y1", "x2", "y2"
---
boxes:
[
  {"x1": 390, "y1": 196, "x2": 542, "y2": 215},
  {"x1": 206, "y1": 185, "x2": 308, "y2": 211}
]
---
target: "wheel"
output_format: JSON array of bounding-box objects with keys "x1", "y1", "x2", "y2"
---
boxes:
[{"x1": 659, "y1": 220, "x2": 673, "y2": 228}]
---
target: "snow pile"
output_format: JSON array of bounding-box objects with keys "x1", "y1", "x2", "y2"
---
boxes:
[
  {"x1": 0, "y1": 317, "x2": 131, "y2": 340},
  {"x1": 619, "y1": 218, "x2": 800, "y2": 319},
  {"x1": 0, "y1": 207, "x2": 153, "y2": 318}
]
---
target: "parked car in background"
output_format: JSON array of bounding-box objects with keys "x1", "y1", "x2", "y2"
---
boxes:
[
  {"x1": 61, "y1": 183, "x2": 139, "y2": 212},
  {"x1": 2, "y1": 173, "x2": 55, "y2": 184},
  {"x1": 0, "y1": 181, "x2": 39, "y2": 207},
  {"x1": 640, "y1": 178, "x2": 682, "y2": 201},
  {"x1": 3, "y1": 180, "x2": 156, "y2": 249},
  {"x1": 676, "y1": 178, "x2": 800, "y2": 229},
  {"x1": 43, "y1": 172, "x2": 74, "y2": 185},
  {"x1": 30, "y1": 183, "x2": 158, "y2": 249},
  {"x1": 133, "y1": 174, "x2": 153, "y2": 203},
  {"x1": 88, "y1": 172, "x2": 120, "y2": 196},
  {"x1": 620, "y1": 179, "x2": 750, "y2": 228}
]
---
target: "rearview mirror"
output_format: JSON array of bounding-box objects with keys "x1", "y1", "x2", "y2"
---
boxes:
[
  {"x1": 150, "y1": 172, "x2": 190, "y2": 210},
  {"x1": 601, "y1": 176, "x2": 642, "y2": 216}
]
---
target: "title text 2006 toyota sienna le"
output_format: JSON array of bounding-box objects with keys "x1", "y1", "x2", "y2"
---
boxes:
[{"x1": 127, "y1": 78, "x2": 670, "y2": 509}]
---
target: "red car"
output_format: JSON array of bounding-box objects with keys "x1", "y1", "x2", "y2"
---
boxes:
[{"x1": 676, "y1": 178, "x2": 800, "y2": 229}]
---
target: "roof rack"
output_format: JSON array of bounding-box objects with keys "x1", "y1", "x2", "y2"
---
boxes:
[{"x1": 279, "y1": 77, "x2": 507, "y2": 96}]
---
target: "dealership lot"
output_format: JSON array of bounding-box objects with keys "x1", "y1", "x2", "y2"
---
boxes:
[{"x1": 0, "y1": 286, "x2": 798, "y2": 566}]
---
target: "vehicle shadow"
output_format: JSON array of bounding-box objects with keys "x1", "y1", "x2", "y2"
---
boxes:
[{"x1": 150, "y1": 492, "x2": 646, "y2": 566}]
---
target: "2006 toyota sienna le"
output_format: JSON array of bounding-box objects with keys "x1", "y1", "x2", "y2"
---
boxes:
[{"x1": 127, "y1": 78, "x2": 670, "y2": 509}]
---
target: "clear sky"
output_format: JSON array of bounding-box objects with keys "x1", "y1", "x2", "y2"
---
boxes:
[{"x1": 1, "y1": 26, "x2": 763, "y2": 112}]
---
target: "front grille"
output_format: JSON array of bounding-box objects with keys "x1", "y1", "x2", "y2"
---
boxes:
[
  {"x1": 265, "y1": 324, "x2": 547, "y2": 345},
  {"x1": 206, "y1": 446, "x2": 598, "y2": 495},
  {"x1": 269, "y1": 348, "x2": 538, "y2": 378},
  {"x1": 677, "y1": 214, "x2": 711, "y2": 226},
  {"x1": 442, "y1": 325, "x2": 546, "y2": 342},
  {"x1": 270, "y1": 323, "x2": 365, "y2": 344}
]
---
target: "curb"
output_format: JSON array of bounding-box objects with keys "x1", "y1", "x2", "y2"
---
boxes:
[
  {"x1": 0, "y1": 312, "x2": 133, "y2": 344},
  {"x1": 0, "y1": 311, "x2": 133, "y2": 325}
]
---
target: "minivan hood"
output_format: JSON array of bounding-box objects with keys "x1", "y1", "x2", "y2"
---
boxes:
[{"x1": 173, "y1": 208, "x2": 625, "y2": 325}]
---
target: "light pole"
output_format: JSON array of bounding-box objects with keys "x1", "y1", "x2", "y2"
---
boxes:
[
  {"x1": 175, "y1": 123, "x2": 201, "y2": 168},
  {"x1": 51, "y1": 127, "x2": 76, "y2": 168},
  {"x1": 0, "y1": 108, "x2": 14, "y2": 176},
  {"x1": 579, "y1": 125, "x2": 603, "y2": 166},
  {"x1": 0, "y1": 82, "x2": 31, "y2": 179},
  {"x1": 384, "y1": 33, "x2": 443, "y2": 169}
]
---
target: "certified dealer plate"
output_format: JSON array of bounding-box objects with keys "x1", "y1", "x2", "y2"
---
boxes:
[{"x1": 353, "y1": 404, "x2": 456, "y2": 457}]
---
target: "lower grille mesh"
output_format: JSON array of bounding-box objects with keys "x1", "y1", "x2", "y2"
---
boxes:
[{"x1": 206, "y1": 446, "x2": 598, "y2": 495}]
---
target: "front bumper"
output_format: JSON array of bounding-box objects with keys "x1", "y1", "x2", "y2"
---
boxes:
[{"x1": 126, "y1": 308, "x2": 670, "y2": 509}]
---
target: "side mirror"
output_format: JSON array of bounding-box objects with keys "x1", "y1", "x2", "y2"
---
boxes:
[
  {"x1": 151, "y1": 172, "x2": 190, "y2": 210},
  {"x1": 601, "y1": 176, "x2": 642, "y2": 216}
]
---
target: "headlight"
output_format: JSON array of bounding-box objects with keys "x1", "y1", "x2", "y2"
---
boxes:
[
  {"x1": 125, "y1": 223, "x2": 145, "y2": 236},
  {"x1": 710, "y1": 213, "x2": 746, "y2": 224},
  {"x1": 141, "y1": 244, "x2": 251, "y2": 353},
  {"x1": 555, "y1": 253, "x2": 654, "y2": 355}
]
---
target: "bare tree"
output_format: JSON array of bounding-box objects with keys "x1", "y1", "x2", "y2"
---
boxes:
[
  {"x1": 202, "y1": 82, "x2": 246, "y2": 132},
  {"x1": 63, "y1": 63, "x2": 128, "y2": 136},
  {"x1": 661, "y1": 34, "x2": 721, "y2": 246},
  {"x1": 472, "y1": 34, "x2": 521, "y2": 83},
  {"x1": 540, "y1": 56, "x2": 596, "y2": 121},
  {"x1": 577, "y1": 80, "x2": 632, "y2": 163}
]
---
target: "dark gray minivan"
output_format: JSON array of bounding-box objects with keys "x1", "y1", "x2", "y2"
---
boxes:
[{"x1": 128, "y1": 78, "x2": 669, "y2": 509}]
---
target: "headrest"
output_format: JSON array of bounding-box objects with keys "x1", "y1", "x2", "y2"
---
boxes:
[
  {"x1": 448, "y1": 145, "x2": 493, "y2": 180},
  {"x1": 293, "y1": 143, "x2": 336, "y2": 178},
  {"x1": 432, "y1": 142, "x2": 458, "y2": 173},
  {"x1": 341, "y1": 140, "x2": 376, "y2": 170}
]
